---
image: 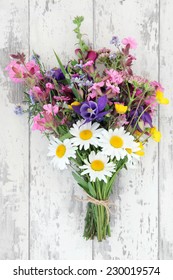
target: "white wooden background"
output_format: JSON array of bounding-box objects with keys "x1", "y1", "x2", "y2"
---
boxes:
[{"x1": 0, "y1": 0, "x2": 172, "y2": 260}]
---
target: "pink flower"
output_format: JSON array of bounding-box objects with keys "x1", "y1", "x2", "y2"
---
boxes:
[
  {"x1": 150, "y1": 81, "x2": 164, "y2": 91},
  {"x1": 125, "y1": 54, "x2": 136, "y2": 67},
  {"x1": 5, "y1": 61, "x2": 26, "y2": 83},
  {"x1": 90, "y1": 81, "x2": 104, "y2": 90},
  {"x1": 116, "y1": 114, "x2": 129, "y2": 128},
  {"x1": 129, "y1": 75, "x2": 148, "y2": 84},
  {"x1": 122, "y1": 37, "x2": 137, "y2": 49},
  {"x1": 87, "y1": 90, "x2": 97, "y2": 100},
  {"x1": 83, "y1": 60, "x2": 94, "y2": 68},
  {"x1": 135, "y1": 89, "x2": 143, "y2": 96},
  {"x1": 29, "y1": 86, "x2": 49, "y2": 101},
  {"x1": 46, "y1": 83, "x2": 55, "y2": 90},
  {"x1": 106, "y1": 69, "x2": 123, "y2": 84},
  {"x1": 26, "y1": 60, "x2": 40, "y2": 75},
  {"x1": 54, "y1": 96, "x2": 70, "y2": 102},
  {"x1": 88, "y1": 81, "x2": 104, "y2": 99},
  {"x1": 32, "y1": 113, "x2": 46, "y2": 132},
  {"x1": 43, "y1": 104, "x2": 59, "y2": 115},
  {"x1": 106, "y1": 80, "x2": 120, "y2": 94},
  {"x1": 30, "y1": 86, "x2": 42, "y2": 95},
  {"x1": 145, "y1": 95, "x2": 157, "y2": 115}
]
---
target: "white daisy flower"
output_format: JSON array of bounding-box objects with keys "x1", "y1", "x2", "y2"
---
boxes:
[
  {"x1": 126, "y1": 141, "x2": 145, "y2": 168},
  {"x1": 125, "y1": 141, "x2": 141, "y2": 168},
  {"x1": 80, "y1": 151, "x2": 116, "y2": 183},
  {"x1": 70, "y1": 120, "x2": 103, "y2": 150},
  {"x1": 100, "y1": 127, "x2": 136, "y2": 160},
  {"x1": 48, "y1": 137, "x2": 76, "y2": 170}
]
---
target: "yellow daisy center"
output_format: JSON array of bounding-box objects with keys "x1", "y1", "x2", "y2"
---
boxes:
[
  {"x1": 110, "y1": 136, "x2": 124, "y2": 148},
  {"x1": 126, "y1": 148, "x2": 132, "y2": 154},
  {"x1": 56, "y1": 144, "x2": 66, "y2": 158},
  {"x1": 79, "y1": 129, "x2": 93, "y2": 140},
  {"x1": 91, "y1": 160, "x2": 104, "y2": 171}
]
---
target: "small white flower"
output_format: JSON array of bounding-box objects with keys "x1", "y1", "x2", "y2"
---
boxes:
[
  {"x1": 99, "y1": 127, "x2": 137, "y2": 160},
  {"x1": 48, "y1": 137, "x2": 76, "y2": 170},
  {"x1": 125, "y1": 141, "x2": 144, "y2": 168},
  {"x1": 70, "y1": 120, "x2": 103, "y2": 150},
  {"x1": 80, "y1": 151, "x2": 116, "y2": 183}
]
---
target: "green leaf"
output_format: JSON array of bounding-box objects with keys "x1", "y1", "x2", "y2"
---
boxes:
[
  {"x1": 72, "y1": 16, "x2": 89, "y2": 53},
  {"x1": 53, "y1": 50, "x2": 69, "y2": 79},
  {"x1": 88, "y1": 182, "x2": 96, "y2": 198},
  {"x1": 72, "y1": 172, "x2": 88, "y2": 192},
  {"x1": 59, "y1": 132, "x2": 71, "y2": 141},
  {"x1": 73, "y1": 16, "x2": 84, "y2": 25},
  {"x1": 53, "y1": 50, "x2": 82, "y2": 101}
]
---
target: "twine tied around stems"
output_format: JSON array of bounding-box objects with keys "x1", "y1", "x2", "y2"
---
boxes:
[{"x1": 75, "y1": 193, "x2": 115, "y2": 224}]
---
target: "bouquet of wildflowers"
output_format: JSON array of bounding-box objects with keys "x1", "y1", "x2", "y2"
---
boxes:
[{"x1": 6, "y1": 17, "x2": 169, "y2": 241}]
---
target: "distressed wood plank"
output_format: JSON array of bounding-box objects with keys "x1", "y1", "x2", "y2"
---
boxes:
[
  {"x1": 93, "y1": 0, "x2": 159, "y2": 259},
  {"x1": 29, "y1": 0, "x2": 93, "y2": 259},
  {"x1": 0, "y1": 0, "x2": 29, "y2": 259},
  {"x1": 159, "y1": 0, "x2": 173, "y2": 260}
]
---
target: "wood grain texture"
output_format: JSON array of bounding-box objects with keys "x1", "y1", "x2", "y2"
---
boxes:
[
  {"x1": 93, "y1": 0, "x2": 159, "y2": 259},
  {"x1": 0, "y1": 0, "x2": 29, "y2": 259},
  {"x1": 159, "y1": 0, "x2": 173, "y2": 260},
  {"x1": 29, "y1": 0, "x2": 93, "y2": 259},
  {"x1": 0, "y1": 0, "x2": 173, "y2": 260}
]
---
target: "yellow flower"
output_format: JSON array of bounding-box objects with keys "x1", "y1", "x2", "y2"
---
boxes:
[
  {"x1": 115, "y1": 103, "x2": 128, "y2": 114},
  {"x1": 156, "y1": 90, "x2": 169, "y2": 105},
  {"x1": 135, "y1": 142, "x2": 145, "y2": 156},
  {"x1": 150, "y1": 127, "x2": 162, "y2": 142},
  {"x1": 68, "y1": 101, "x2": 80, "y2": 110}
]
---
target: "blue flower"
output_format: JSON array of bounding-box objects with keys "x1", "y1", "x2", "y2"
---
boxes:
[
  {"x1": 14, "y1": 105, "x2": 23, "y2": 115},
  {"x1": 110, "y1": 36, "x2": 120, "y2": 46}
]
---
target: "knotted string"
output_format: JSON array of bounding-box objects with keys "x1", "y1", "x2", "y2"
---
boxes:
[{"x1": 74, "y1": 193, "x2": 115, "y2": 224}]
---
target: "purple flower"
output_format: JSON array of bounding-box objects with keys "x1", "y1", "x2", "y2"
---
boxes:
[
  {"x1": 110, "y1": 36, "x2": 120, "y2": 46},
  {"x1": 129, "y1": 106, "x2": 152, "y2": 131},
  {"x1": 14, "y1": 105, "x2": 23, "y2": 115},
  {"x1": 73, "y1": 95, "x2": 109, "y2": 123},
  {"x1": 29, "y1": 95, "x2": 35, "y2": 105},
  {"x1": 50, "y1": 68, "x2": 65, "y2": 81},
  {"x1": 109, "y1": 53, "x2": 117, "y2": 60}
]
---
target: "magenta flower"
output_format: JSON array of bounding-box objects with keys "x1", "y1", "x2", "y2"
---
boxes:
[
  {"x1": 46, "y1": 83, "x2": 55, "y2": 90},
  {"x1": 135, "y1": 89, "x2": 143, "y2": 96},
  {"x1": 122, "y1": 37, "x2": 137, "y2": 49},
  {"x1": 86, "y1": 50, "x2": 98, "y2": 62}
]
